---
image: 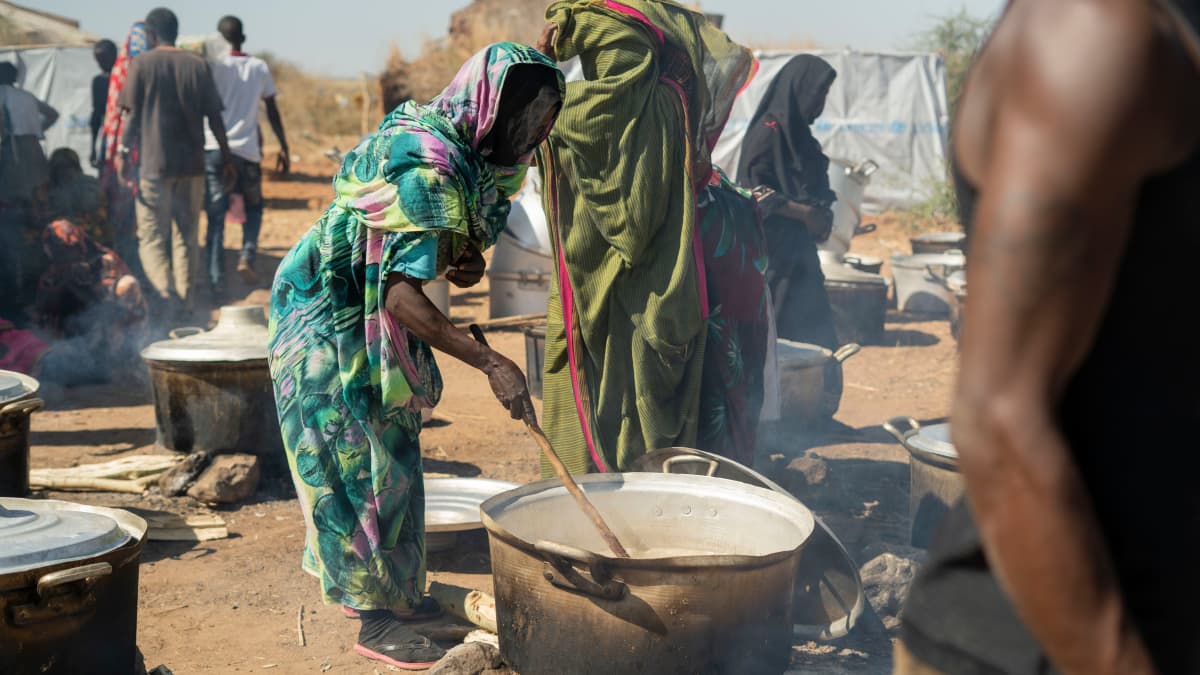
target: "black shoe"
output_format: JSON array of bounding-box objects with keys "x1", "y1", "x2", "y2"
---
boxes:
[{"x1": 355, "y1": 612, "x2": 445, "y2": 670}]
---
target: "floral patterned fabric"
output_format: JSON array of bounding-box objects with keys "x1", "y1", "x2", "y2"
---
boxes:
[{"x1": 267, "y1": 43, "x2": 562, "y2": 610}]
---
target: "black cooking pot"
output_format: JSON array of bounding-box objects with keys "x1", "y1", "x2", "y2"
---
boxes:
[
  {"x1": 0, "y1": 499, "x2": 147, "y2": 674},
  {"x1": 0, "y1": 371, "x2": 43, "y2": 498},
  {"x1": 142, "y1": 306, "x2": 285, "y2": 476}
]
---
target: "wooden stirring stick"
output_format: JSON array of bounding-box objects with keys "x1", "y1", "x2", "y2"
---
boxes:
[{"x1": 469, "y1": 324, "x2": 630, "y2": 558}]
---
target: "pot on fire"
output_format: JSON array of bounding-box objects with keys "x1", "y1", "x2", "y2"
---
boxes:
[
  {"x1": 141, "y1": 305, "x2": 283, "y2": 474},
  {"x1": 883, "y1": 417, "x2": 964, "y2": 548},
  {"x1": 0, "y1": 371, "x2": 43, "y2": 498},
  {"x1": 822, "y1": 263, "x2": 888, "y2": 346},
  {"x1": 777, "y1": 340, "x2": 861, "y2": 428},
  {"x1": 481, "y1": 473, "x2": 815, "y2": 674},
  {"x1": 0, "y1": 499, "x2": 147, "y2": 674}
]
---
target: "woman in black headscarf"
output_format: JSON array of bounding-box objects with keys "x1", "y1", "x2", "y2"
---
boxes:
[{"x1": 737, "y1": 54, "x2": 839, "y2": 349}]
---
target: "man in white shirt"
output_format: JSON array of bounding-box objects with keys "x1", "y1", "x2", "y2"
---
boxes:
[{"x1": 203, "y1": 15, "x2": 290, "y2": 291}]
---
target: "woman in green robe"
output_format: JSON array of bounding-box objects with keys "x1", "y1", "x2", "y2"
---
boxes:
[{"x1": 267, "y1": 43, "x2": 562, "y2": 669}]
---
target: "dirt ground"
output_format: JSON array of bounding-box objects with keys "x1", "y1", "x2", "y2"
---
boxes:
[{"x1": 26, "y1": 161, "x2": 959, "y2": 674}]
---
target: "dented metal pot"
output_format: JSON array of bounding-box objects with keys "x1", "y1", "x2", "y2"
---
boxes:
[{"x1": 482, "y1": 473, "x2": 815, "y2": 675}]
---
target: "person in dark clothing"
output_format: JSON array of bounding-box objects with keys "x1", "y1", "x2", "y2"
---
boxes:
[
  {"x1": 736, "y1": 55, "x2": 838, "y2": 349},
  {"x1": 897, "y1": 1, "x2": 1200, "y2": 674},
  {"x1": 90, "y1": 39, "x2": 117, "y2": 168},
  {"x1": 117, "y1": 7, "x2": 234, "y2": 317}
]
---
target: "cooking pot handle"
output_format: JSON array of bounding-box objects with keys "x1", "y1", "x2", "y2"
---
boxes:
[
  {"x1": 535, "y1": 540, "x2": 627, "y2": 601},
  {"x1": 853, "y1": 223, "x2": 878, "y2": 237},
  {"x1": 168, "y1": 327, "x2": 206, "y2": 340},
  {"x1": 833, "y1": 344, "x2": 862, "y2": 363},
  {"x1": 662, "y1": 455, "x2": 719, "y2": 477},
  {"x1": 882, "y1": 416, "x2": 920, "y2": 444},
  {"x1": 0, "y1": 397, "x2": 44, "y2": 419},
  {"x1": 37, "y1": 562, "x2": 112, "y2": 598}
]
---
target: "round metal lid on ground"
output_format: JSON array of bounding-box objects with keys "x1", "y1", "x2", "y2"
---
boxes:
[
  {"x1": 141, "y1": 305, "x2": 270, "y2": 363},
  {"x1": 425, "y1": 477, "x2": 521, "y2": 533},
  {"x1": 0, "y1": 500, "x2": 131, "y2": 574},
  {"x1": 0, "y1": 370, "x2": 40, "y2": 407}
]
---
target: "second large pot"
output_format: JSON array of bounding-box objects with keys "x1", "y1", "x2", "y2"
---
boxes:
[
  {"x1": 141, "y1": 306, "x2": 284, "y2": 474},
  {"x1": 482, "y1": 473, "x2": 815, "y2": 675},
  {"x1": 891, "y1": 251, "x2": 966, "y2": 316},
  {"x1": 822, "y1": 263, "x2": 888, "y2": 346}
]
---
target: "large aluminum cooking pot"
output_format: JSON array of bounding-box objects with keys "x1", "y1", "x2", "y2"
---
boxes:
[
  {"x1": 481, "y1": 473, "x2": 815, "y2": 675},
  {"x1": 141, "y1": 305, "x2": 284, "y2": 474},
  {"x1": 523, "y1": 326, "x2": 546, "y2": 399},
  {"x1": 777, "y1": 340, "x2": 861, "y2": 428},
  {"x1": 910, "y1": 231, "x2": 966, "y2": 255},
  {"x1": 942, "y1": 270, "x2": 967, "y2": 343},
  {"x1": 891, "y1": 251, "x2": 966, "y2": 316},
  {"x1": 822, "y1": 263, "x2": 888, "y2": 346},
  {"x1": 633, "y1": 447, "x2": 865, "y2": 641},
  {"x1": 0, "y1": 371, "x2": 42, "y2": 497},
  {"x1": 0, "y1": 499, "x2": 147, "y2": 674},
  {"x1": 883, "y1": 417, "x2": 964, "y2": 548},
  {"x1": 822, "y1": 159, "x2": 879, "y2": 256}
]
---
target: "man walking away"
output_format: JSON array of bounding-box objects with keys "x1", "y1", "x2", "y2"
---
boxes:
[
  {"x1": 118, "y1": 8, "x2": 234, "y2": 319},
  {"x1": 0, "y1": 61, "x2": 59, "y2": 316},
  {"x1": 204, "y1": 15, "x2": 290, "y2": 290},
  {"x1": 90, "y1": 39, "x2": 117, "y2": 168},
  {"x1": 897, "y1": 0, "x2": 1200, "y2": 674}
]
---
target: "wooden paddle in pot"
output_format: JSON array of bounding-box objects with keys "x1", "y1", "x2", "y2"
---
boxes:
[{"x1": 469, "y1": 324, "x2": 629, "y2": 558}]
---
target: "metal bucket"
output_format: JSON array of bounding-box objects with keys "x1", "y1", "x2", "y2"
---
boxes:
[
  {"x1": 821, "y1": 159, "x2": 879, "y2": 256},
  {"x1": 482, "y1": 473, "x2": 815, "y2": 675},
  {"x1": 523, "y1": 326, "x2": 545, "y2": 399},
  {"x1": 488, "y1": 231, "x2": 552, "y2": 319}
]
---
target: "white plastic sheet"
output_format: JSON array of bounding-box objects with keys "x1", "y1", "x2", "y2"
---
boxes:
[
  {"x1": 0, "y1": 46, "x2": 100, "y2": 176},
  {"x1": 713, "y1": 50, "x2": 950, "y2": 212}
]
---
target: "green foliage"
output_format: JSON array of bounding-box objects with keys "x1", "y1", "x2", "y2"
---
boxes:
[
  {"x1": 899, "y1": 166, "x2": 961, "y2": 234},
  {"x1": 912, "y1": 8, "x2": 993, "y2": 115}
]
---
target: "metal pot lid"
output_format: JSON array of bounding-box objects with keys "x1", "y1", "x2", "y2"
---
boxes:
[
  {"x1": 946, "y1": 270, "x2": 967, "y2": 295},
  {"x1": 631, "y1": 448, "x2": 865, "y2": 641},
  {"x1": 141, "y1": 305, "x2": 270, "y2": 363},
  {"x1": 890, "y1": 251, "x2": 966, "y2": 270},
  {"x1": 0, "y1": 499, "x2": 132, "y2": 574},
  {"x1": 425, "y1": 477, "x2": 520, "y2": 533},
  {"x1": 907, "y1": 423, "x2": 957, "y2": 459},
  {"x1": 777, "y1": 339, "x2": 832, "y2": 367},
  {"x1": 911, "y1": 231, "x2": 966, "y2": 244},
  {"x1": 0, "y1": 369, "x2": 39, "y2": 407},
  {"x1": 822, "y1": 262, "x2": 888, "y2": 286}
]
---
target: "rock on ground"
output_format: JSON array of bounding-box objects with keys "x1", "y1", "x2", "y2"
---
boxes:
[
  {"x1": 859, "y1": 548, "x2": 924, "y2": 624},
  {"x1": 428, "y1": 642, "x2": 502, "y2": 675},
  {"x1": 187, "y1": 454, "x2": 260, "y2": 504}
]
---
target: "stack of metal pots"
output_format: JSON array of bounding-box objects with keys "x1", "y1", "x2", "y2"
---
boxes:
[{"x1": 0, "y1": 371, "x2": 43, "y2": 498}]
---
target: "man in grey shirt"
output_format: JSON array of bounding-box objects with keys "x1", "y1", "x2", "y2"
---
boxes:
[{"x1": 118, "y1": 7, "x2": 233, "y2": 316}]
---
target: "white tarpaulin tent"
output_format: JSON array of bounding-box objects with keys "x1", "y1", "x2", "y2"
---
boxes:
[
  {"x1": 0, "y1": 45, "x2": 100, "y2": 175},
  {"x1": 712, "y1": 50, "x2": 950, "y2": 212}
]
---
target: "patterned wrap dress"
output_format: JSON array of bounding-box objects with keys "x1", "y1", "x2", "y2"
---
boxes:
[{"x1": 267, "y1": 43, "x2": 562, "y2": 611}]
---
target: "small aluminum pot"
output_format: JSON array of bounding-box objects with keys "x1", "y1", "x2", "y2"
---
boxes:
[
  {"x1": 481, "y1": 473, "x2": 815, "y2": 675},
  {"x1": 883, "y1": 417, "x2": 964, "y2": 548},
  {"x1": 778, "y1": 341, "x2": 862, "y2": 427},
  {"x1": 841, "y1": 254, "x2": 883, "y2": 275}
]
